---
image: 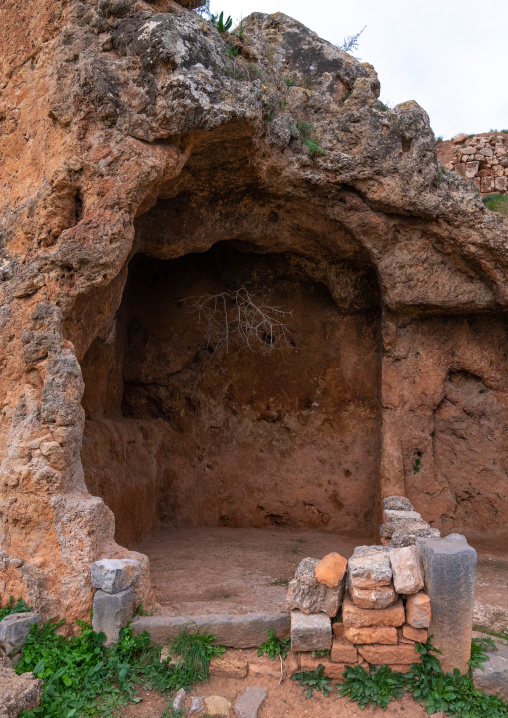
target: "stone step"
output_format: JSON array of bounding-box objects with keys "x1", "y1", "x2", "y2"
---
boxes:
[{"x1": 130, "y1": 611, "x2": 290, "y2": 648}]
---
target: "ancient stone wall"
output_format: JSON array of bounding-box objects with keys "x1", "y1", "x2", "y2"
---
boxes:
[
  {"x1": 1, "y1": 0, "x2": 508, "y2": 622},
  {"x1": 438, "y1": 132, "x2": 508, "y2": 194}
]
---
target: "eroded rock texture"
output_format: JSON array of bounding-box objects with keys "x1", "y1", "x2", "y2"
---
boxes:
[{"x1": 1, "y1": 0, "x2": 508, "y2": 621}]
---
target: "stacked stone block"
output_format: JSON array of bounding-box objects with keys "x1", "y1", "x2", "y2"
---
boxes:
[
  {"x1": 447, "y1": 132, "x2": 508, "y2": 194},
  {"x1": 285, "y1": 497, "x2": 476, "y2": 676},
  {"x1": 91, "y1": 558, "x2": 140, "y2": 645},
  {"x1": 379, "y1": 496, "x2": 440, "y2": 547}
]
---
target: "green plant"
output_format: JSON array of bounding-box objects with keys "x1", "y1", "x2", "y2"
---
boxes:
[
  {"x1": 291, "y1": 120, "x2": 326, "y2": 156},
  {"x1": 340, "y1": 90, "x2": 352, "y2": 106},
  {"x1": 227, "y1": 45, "x2": 239, "y2": 59},
  {"x1": 483, "y1": 193, "x2": 508, "y2": 215},
  {"x1": 378, "y1": 100, "x2": 392, "y2": 111},
  {"x1": 165, "y1": 629, "x2": 226, "y2": 685},
  {"x1": 292, "y1": 664, "x2": 333, "y2": 698},
  {"x1": 469, "y1": 636, "x2": 497, "y2": 672},
  {"x1": 270, "y1": 578, "x2": 290, "y2": 586},
  {"x1": 502, "y1": 129, "x2": 508, "y2": 134},
  {"x1": 211, "y1": 11, "x2": 232, "y2": 33},
  {"x1": 436, "y1": 136, "x2": 443, "y2": 142},
  {"x1": 311, "y1": 649, "x2": 330, "y2": 658},
  {"x1": 0, "y1": 596, "x2": 32, "y2": 621},
  {"x1": 413, "y1": 450, "x2": 422, "y2": 474},
  {"x1": 406, "y1": 638, "x2": 508, "y2": 718},
  {"x1": 257, "y1": 629, "x2": 291, "y2": 661},
  {"x1": 280, "y1": 98, "x2": 287, "y2": 112},
  {"x1": 284, "y1": 78, "x2": 295, "y2": 87},
  {"x1": 160, "y1": 707, "x2": 185, "y2": 718},
  {"x1": 16, "y1": 618, "x2": 225, "y2": 718},
  {"x1": 338, "y1": 664, "x2": 406, "y2": 709}
]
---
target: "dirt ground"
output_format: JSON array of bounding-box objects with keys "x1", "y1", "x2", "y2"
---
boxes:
[
  {"x1": 135, "y1": 527, "x2": 372, "y2": 615},
  {"x1": 136, "y1": 526, "x2": 508, "y2": 632},
  {"x1": 125, "y1": 527, "x2": 508, "y2": 717},
  {"x1": 119, "y1": 665, "x2": 430, "y2": 718}
]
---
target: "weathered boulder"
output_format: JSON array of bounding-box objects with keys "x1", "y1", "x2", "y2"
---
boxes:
[
  {"x1": 389, "y1": 546, "x2": 424, "y2": 594},
  {"x1": 0, "y1": 613, "x2": 41, "y2": 656},
  {"x1": 0, "y1": 648, "x2": 43, "y2": 718},
  {"x1": 286, "y1": 558, "x2": 343, "y2": 617}
]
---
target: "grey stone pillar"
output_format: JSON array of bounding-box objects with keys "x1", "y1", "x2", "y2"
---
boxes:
[{"x1": 417, "y1": 534, "x2": 476, "y2": 674}]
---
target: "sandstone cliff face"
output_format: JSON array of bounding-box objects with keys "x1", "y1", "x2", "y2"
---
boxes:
[{"x1": 1, "y1": 0, "x2": 508, "y2": 621}]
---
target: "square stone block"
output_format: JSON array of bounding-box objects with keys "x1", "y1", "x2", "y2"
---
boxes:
[
  {"x1": 290, "y1": 610, "x2": 331, "y2": 652},
  {"x1": 91, "y1": 558, "x2": 141, "y2": 594},
  {"x1": 92, "y1": 586, "x2": 134, "y2": 645}
]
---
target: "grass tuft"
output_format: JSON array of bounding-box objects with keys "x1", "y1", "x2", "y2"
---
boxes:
[{"x1": 483, "y1": 193, "x2": 508, "y2": 215}]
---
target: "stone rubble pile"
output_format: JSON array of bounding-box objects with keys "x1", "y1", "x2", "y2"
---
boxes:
[
  {"x1": 379, "y1": 496, "x2": 440, "y2": 547},
  {"x1": 286, "y1": 500, "x2": 438, "y2": 676},
  {"x1": 448, "y1": 132, "x2": 508, "y2": 194}
]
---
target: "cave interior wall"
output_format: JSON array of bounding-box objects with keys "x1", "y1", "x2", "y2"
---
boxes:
[{"x1": 80, "y1": 238, "x2": 383, "y2": 546}]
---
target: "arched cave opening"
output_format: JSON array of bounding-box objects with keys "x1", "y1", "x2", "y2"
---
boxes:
[{"x1": 78, "y1": 209, "x2": 383, "y2": 612}]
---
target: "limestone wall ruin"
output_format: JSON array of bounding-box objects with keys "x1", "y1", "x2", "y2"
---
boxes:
[
  {"x1": 1, "y1": 0, "x2": 508, "y2": 622},
  {"x1": 438, "y1": 131, "x2": 508, "y2": 194}
]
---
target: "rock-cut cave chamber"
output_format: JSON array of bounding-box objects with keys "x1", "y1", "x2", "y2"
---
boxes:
[{"x1": 78, "y1": 203, "x2": 383, "y2": 560}]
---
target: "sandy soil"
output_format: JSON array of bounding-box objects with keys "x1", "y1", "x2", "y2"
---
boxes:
[
  {"x1": 119, "y1": 668, "x2": 429, "y2": 718},
  {"x1": 466, "y1": 530, "x2": 508, "y2": 635},
  {"x1": 135, "y1": 527, "x2": 371, "y2": 615},
  {"x1": 136, "y1": 526, "x2": 508, "y2": 633}
]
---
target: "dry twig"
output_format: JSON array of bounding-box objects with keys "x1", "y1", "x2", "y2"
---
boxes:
[{"x1": 180, "y1": 286, "x2": 294, "y2": 355}]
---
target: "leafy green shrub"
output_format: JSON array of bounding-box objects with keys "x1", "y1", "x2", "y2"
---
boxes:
[
  {"x1": 291, "y1": 664, "x2": 333, "y2": 698},
  {"x1": 337, "y1": 637, "x2": 508, "y2": 718},
  {"x1": 406, "y1": 638, "x2": 508, "y2": 718},
  {"x1": 211, "y1": 11, "x2": 232, "y2": 33},
  {"x1": 436, "y1": 136, "x2": 443, "y2": 142},
  {"x1": 16, "y1": 618, "x2": 225, "y2": 718},
  {"x1": 483, "y1": 193, "x2": 508, "y2": 215},
  {"x1": 469, "y1": 636, "x2": 497, "y2": 671},
  {"x1": 0, "y1": 596, "x2": 32, "y2": 621},
  {"x1": 338, "y1": 664, "x2": 405, "y2": 709},
  {"x1": 257, "y1": 628, "x2": 291, "y2": 661}
]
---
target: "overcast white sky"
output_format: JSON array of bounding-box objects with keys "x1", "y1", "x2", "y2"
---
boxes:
[{"x1": 208, "y1": 0, "x2": 508, "y2": 139}]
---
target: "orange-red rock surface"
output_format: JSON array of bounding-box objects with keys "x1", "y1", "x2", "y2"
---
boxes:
[{"x1": 1, "y1": 0, "x2": 508, "y2": 622}]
